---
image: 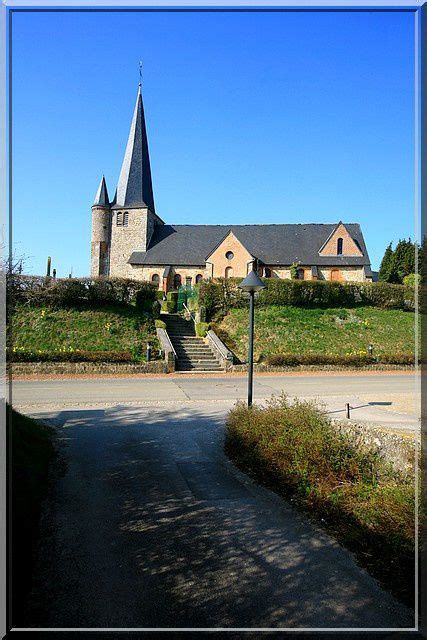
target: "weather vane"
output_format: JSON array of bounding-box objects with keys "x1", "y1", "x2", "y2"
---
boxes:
[{"x1": 139, "y1": 61, "x2": 143, "y2": 88}]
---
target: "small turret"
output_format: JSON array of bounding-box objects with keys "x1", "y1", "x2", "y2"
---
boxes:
[
  {"x1": 91, "y1": 175, "x2": 111, "y2": 276},
  {"x1": 93, "y1": 175, "x2": 109, "y2": 207}
]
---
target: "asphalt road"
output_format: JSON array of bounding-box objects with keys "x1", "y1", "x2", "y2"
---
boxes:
[
  {"x1": 21, "y1": 403, "x2": 413, "y2": 630},
  {"x1": 11, "y1": 372, "x2": 419, "y2": 428}
]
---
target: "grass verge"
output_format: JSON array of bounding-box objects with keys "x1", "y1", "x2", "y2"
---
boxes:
[
  {"x1": 9, "y1": 304, "x2": 159, "y2": 362},
  {"x1": 10, "y1": 405, "x2": 55, "y2": 623},
  {"x1": 225, "y1": 395, "x2": 415, "y2": 607},
  {"x1": 215, "y1": 306, "x2": 416, "y2": 364}
]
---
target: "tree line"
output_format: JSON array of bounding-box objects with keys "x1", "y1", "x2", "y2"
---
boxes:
[{"x1": 378, "y1": 238, "x2": 422, "y2": 284}]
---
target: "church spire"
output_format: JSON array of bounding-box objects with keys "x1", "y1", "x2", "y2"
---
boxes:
[
  {"x1": 93, "y1": 175, "x2": 109, "y2": 206},
  {"x1": 114, "y1": 86, "x2": 155, "y2": 212}
]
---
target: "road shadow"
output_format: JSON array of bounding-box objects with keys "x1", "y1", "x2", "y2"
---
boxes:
[{"x1": 17, "y1": 405, "x2": 413, "y2": 630}]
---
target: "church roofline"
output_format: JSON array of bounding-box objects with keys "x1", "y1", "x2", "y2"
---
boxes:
[
  {"x1": 92, "y1": 175, "x2": 110, "y2": 207},
  {"x1": 114, "y1": 86, "x2": 156, "y2": 211}
]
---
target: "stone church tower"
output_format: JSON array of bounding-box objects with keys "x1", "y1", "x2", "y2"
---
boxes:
[{"x1": 91, "y1": 85, "x2": 163, "y2": 277}]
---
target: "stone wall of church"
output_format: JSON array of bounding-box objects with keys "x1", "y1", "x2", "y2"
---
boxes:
[
  {"x1": 128, "y1": 265, "x2": 208, "y2": 288},
  {"x1": 317, "y1": 266, "x2": 368, "y2": 282},
  {"x1": 268, "y1": 266, "x2": 367, "y2": 282},
  {"x1": 111, "y1": 258, "x2": 368, "y2": 286},
  {"x1": 91, "y1": 205, "x2": 111, "y2": 277},
  {"x1": 109, "y1": 207, "x2": 157, "y2": 277}
]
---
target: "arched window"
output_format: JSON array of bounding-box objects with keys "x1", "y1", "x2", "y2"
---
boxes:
[
  {"x1": 195, "y1": 274, "x2": 203, "y2": 284},
  {"x1": 337, "y1": 238, "x2": 343, "y2": 255},
  {"x1": 123, "y1": 212, "x2": 129, "y2": 227},
  {"x1": 297, "y1": 268, "x2": 305, "y2": 280},
  {"x1": 173, "y1": 274, "x2": 182, "y2": 289},
  {"x1": 225, "y1": 266, "x2": 233, "y2": 279},
  {"x1": 330, "y1": 269, "x2": 342, "y2": 282},
  {"x1": 151, "y1": 273, "x2": 160, "y2": 287},
  {"x1": 116, "y1": 212, "x2": 123, "y2": 226},
  {"x1": 264, "y1": 267, "x2": 272, "y2": 278}
]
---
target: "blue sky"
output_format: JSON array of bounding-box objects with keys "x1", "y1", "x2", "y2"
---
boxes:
[{"x1": 11, "y1": 9, "x2": 415, "y2": 275}]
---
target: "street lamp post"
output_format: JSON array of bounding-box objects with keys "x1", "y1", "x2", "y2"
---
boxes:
[{"x1": 239, "y1": 269, "x2": 266, "y2": 407}]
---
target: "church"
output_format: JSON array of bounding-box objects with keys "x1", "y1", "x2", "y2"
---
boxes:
[{"x1": 91, "y1": 85, "x2": 373, "y2": 291}]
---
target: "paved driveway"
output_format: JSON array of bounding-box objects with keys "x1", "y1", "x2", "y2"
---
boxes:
[{"x1": 21, "y1": 403, "x2": 413, "y2": 630}]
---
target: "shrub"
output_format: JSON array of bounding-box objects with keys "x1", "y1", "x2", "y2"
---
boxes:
[
  {"x1": 152, "y1": 300, "x2": 161, "y2": 318},
  {"x1": 289, "y1": 261, "x2": 301, "y2": 279},
  {"x1": 198, "y1": 278, "x2": 415, "y2": 319},
  {"x1": 264, "y1": 353, "x2": 374, "y2": 367},
  {"x1": 225, "y1": 395, "x2": 415, "y2": 605},
  {"x1": 166, "y1": 290, "x2": 178, "y2": 313},
  {"x1": 198, "y1": 304, "x2": 207, "y2": 323},
  {"x1": 263, "y1": 352, "x2": 415, "y2": 367},
  {"x1": 195, "y1": 321, "x2": 210, "y2": 337},
  {"x1": 156, "y1": 290, "x2": 165, "y2": 301},
  {"x1": 10, "y1": 406, "x2": 55, "y2": 619},
  {"x1": 155, "y1": 319, "x2": 166, "y2": 330},
  {"x1": 7, "y1": 276, "x2": 157, "y2": 310},
  {"x1": 403, "y1": 273, "x2": 421, "y2": 287}
]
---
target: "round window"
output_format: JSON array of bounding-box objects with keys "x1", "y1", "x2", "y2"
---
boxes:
[{"x1": 225, "y1": 251, "x2": 234, "y2": 260}]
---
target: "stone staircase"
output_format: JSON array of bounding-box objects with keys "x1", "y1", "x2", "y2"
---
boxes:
[{"x1": 164, "y1": 314, "x2": 224, "y2": 372}]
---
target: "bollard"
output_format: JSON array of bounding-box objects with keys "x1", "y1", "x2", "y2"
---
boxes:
[
  {"x1": 346, "y1": 403, "x2": 350, "y2": 419},
  {"x1": 146, "y1": 343, "x2": 152, "y2": 362}
]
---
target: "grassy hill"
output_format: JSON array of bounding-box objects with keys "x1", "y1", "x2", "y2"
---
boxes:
[
  {"x1": 214, "y1": 306, "x2": 416, "y2": 365},
  {"x1": 10, "y1": 304, "x2": 159, "y2": 362}
]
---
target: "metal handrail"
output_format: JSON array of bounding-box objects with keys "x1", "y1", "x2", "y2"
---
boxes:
[{"x1": 156, "y1": 327, "x2": 177, "y2": 358}]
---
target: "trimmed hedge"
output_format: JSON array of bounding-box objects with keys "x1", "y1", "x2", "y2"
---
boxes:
[
  {"x1": 199, "y1": 278, "x2": 417, "y2": 319},
  {"x1": 166, "y1": 290, "x2": 178, "y2": 313},
  {"x1": 7, "y1": 275, "x2": 157, "y2": 310},
  {"x1": 264, "y1": 353, "x2": 415, "y2": 367}
]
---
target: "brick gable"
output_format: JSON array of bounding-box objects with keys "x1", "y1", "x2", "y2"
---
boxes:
[{"x1": 318, "y1": 222, "x2": 363, "y2": 257}]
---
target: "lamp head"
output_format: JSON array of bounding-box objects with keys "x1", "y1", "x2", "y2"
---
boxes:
[{"x1": 239, "y1": 269, "x2": 266, "y2": 293}]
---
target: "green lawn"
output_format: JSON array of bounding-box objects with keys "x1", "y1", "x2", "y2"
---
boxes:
[
  {"x1": 214, "y1": 306, "x2": 416, "y2": 363},
  {"x1": 10, "y1": 304, "x2": 159, "y2": 361}
]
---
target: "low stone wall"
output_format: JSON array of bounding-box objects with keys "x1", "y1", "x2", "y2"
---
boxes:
[
  {"x1": 335, "y1": 421, "x2": 417, "y2": 474},
  {"x1": 206, "y1": 330, "x2": 234, "y2": 371},
  {"x1": 156, "y1": 327, "x2": 176, "y2": 373},
  {"x1": 10, "y1": 361, "x2": 168, "y2": 376}
]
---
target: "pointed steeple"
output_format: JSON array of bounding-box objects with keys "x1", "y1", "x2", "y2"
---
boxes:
[
  {"x1": 114, "y1": 86, "x2": 155, "y2": 212},
  {"x1": 93, "y1": 175, "x2": 109, "y2": 207}
]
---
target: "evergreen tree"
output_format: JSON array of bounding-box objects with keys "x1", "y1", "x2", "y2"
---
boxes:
[
  {"x1": 379, "y1": 238, "x2": 418, "y2": 283},
  {"x1": 379, "y1": 242, "x2": 394, "y2": 282}
]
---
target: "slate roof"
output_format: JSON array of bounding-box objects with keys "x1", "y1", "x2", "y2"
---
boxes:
[
  {"x1": 93, "y1": 175, "x2": 109, "y2": 206},
  {"x1": 113, "y1": 87, "x2": 155, "y2": 212},
  {"x1": 128, "y1": 223, "x2": 371, "y2": 267}
]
